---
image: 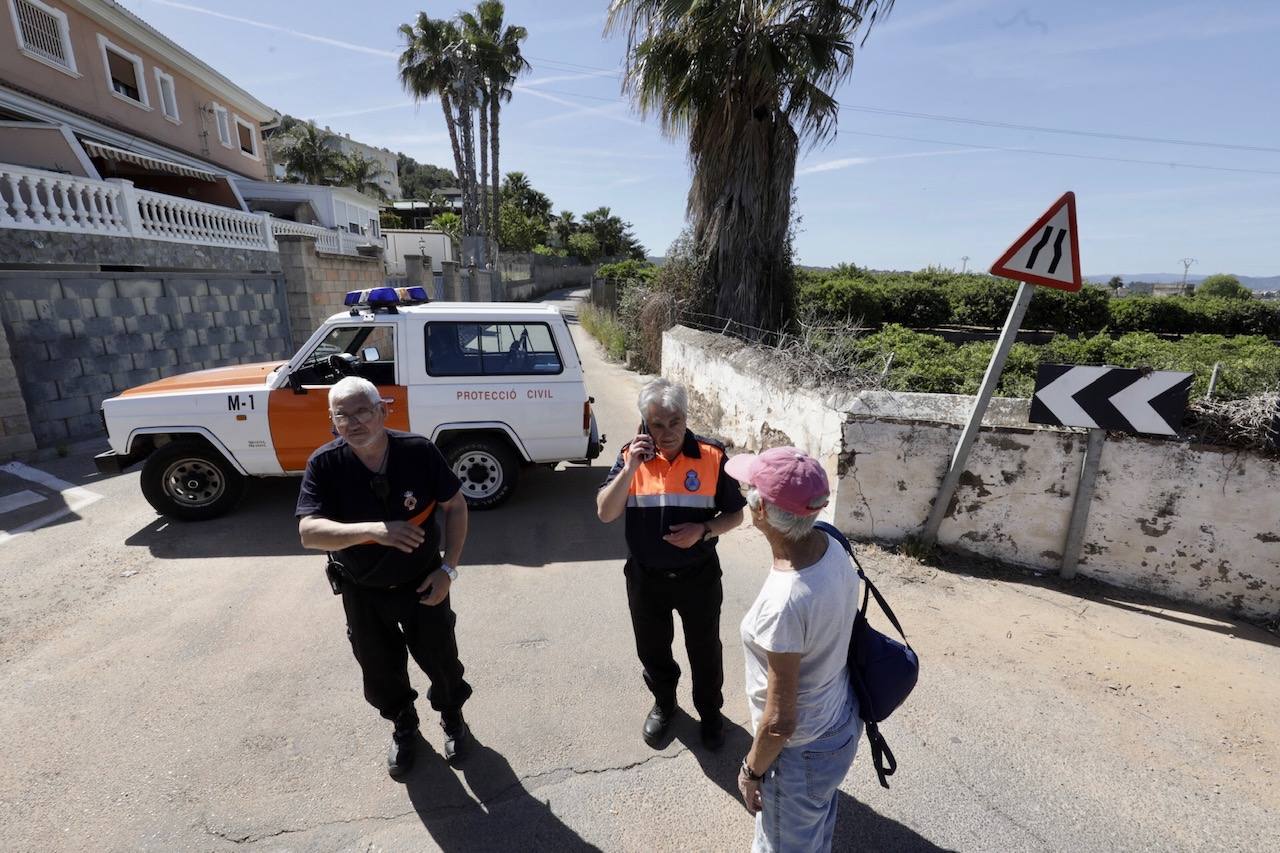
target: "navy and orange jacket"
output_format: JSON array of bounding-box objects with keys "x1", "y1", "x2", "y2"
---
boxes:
[{"x1": 601, "y1": 430, "x2": 747, "y2": 572}]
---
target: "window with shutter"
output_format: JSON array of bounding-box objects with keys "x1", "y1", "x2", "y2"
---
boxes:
[{"x1": 10, "y1": 0, "x2": 77, "y2": 72}]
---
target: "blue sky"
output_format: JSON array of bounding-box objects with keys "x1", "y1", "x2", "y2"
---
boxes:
[{"x1": 120, "y1": 0, "x2": 1280, "y2": 277}]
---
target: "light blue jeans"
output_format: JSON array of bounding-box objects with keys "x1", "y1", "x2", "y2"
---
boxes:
[{"x1": 753, "y1": 694, "x2": 862, "y2": 853}]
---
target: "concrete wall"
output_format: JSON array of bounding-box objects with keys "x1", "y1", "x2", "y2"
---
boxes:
[
  {"x1": 663, "y1": 325, "x2": 1280, "y2": 621},
  {"x1": 0, "y1": 229, "x2": 279, "y2": 273},
  {"x1": 499, "y1": 253, "x2": 599, "y2": 302},
  {"x1": 277, "y1": 235, "x2": 384, "y2": 344},
  {"x1": 0, "y1": 317, "x2": 37, "y2": 457},
  {"x1": 0, "y1": 271, "x2": 290, "y2": 448}
]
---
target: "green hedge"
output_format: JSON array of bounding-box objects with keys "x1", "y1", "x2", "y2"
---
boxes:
[
  {"x1": 841, "y1": 326, "x2": 1280, "y2": 400},
  {"x1": 797, "y1": 272, "x2": 1280, "y2": 337}
]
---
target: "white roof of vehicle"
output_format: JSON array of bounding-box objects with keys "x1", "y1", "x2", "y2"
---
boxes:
[{"x1": 329, "y1": 302, "x2": 564, "y2": 323}]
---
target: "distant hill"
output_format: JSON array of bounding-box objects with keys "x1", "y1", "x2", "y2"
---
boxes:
[{"x1": 1085, "y1": 273, "x2": 1280, "y2": 291}]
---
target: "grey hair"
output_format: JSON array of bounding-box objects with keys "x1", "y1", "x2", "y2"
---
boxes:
[
  {"x1": 328, "y1": 376, "x2": 381, "y2": 411},
  {"x1": 637, "y1": 378, "x2": 688, "y2": 417},
  {"x1": 745, "y1": 486, "x2": 827, "y2": 542}
]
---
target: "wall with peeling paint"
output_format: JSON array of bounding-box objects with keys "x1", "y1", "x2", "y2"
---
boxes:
[{"x1": 664, "y1": 326, "x2": 1280, "y2": 621}]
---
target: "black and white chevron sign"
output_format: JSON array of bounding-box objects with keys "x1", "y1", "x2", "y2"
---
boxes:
[{"x1": 1029, "y1": 364, "x2": 1193, "y2": 436}]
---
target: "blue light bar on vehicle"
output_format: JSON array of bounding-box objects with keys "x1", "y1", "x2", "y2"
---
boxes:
[{"x1": 343, "y1": 286, "x2": 430, "y2": 307}]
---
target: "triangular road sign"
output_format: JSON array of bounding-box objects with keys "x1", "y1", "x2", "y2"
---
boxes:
[{"x1": 990, "y1": 191, "x2": 1082, "y2": 292}]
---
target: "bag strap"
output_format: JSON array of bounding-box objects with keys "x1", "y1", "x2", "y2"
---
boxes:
[
  {"x1": 864, "y1": 722, "x2": 898, "y2": 789},
  {"x1": 814, "y1": 521, "x2": 913, "y2": 650}
]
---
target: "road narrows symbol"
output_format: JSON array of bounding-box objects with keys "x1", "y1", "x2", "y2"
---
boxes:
[
  {"x1": 1026, "y1": 226, "x2": 1054, "y2": 270},
  {"x1": 1048, "y1": 228, "x2": 1067, "y2": 274}
]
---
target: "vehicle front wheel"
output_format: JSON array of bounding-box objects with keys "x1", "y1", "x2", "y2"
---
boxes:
[
  {"x1": 443, "y1": 438, "x2": 519, "y2": 510},
  {"x1": 140, "y1": 440, "x2": 245, "y2": 521}
]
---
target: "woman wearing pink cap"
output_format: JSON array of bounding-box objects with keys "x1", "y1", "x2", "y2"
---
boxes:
[{"x1": 726, "y1": 447, "x2": 862, "y2": 853}]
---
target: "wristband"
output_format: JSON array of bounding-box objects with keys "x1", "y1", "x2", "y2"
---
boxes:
[
  {"x1": 440, "y1": 563, "x2": 458, "y2": 581},
  {"x1": 740, "y1": 758, "x2": 764, "y2": 782}
]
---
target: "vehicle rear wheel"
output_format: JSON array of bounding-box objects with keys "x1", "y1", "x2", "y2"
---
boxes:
[
  {"x1": 140, "y1": 440, "x2": 245, "y2": 521},
  {"x1": 443, "y1": 437, "x2": 519, "y2": 510}
]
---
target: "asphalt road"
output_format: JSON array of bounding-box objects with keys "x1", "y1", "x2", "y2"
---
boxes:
[{"x1": 1, "y1": 288, "x2": 1276, "y2": 852}]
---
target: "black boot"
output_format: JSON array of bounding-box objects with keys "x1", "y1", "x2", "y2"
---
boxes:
[
  {"x1": 441, "y1": 712, "x2": 471, "y2": 763},
  {"x1": 642, "y1": 702, "x2": 676, "y2": 747},
  {"x1": 699, "y1": 712, "x2": 725, "y2": 751},
  {"x1": 387, "y1": 706, "x2": 419, "y2": 780},
  {"x1": 387, "y1": 729, "x2": 417, "y2": 779}
]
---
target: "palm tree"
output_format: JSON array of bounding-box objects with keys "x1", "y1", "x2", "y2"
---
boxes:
[
  {"x1": 461, "y1": 1, "x2": 529, "y2": 261},
  {"x1": 335, "y1": 153, "x2": 389, "y2": 201},
  {"x1": 280, "y1": 123, "x2": 341, "y2": 186},
  {"x1": 607, "y1": 0, "x2": 894, "y2": 338},
  {"x1": 553, "y1": 210, "x2": 576, "y2": 246},
  {"x1": 399, "y1": 15, "x2": 469, "y2": 228},
  {"x1": 501, "y1": 170, "x2": 531, "y2": 201}
]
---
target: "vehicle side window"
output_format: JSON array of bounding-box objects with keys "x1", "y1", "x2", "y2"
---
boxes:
[
  {"x1": 426, "y1": 322, "x2": 563, "y2": 376},
  {"x1": 292, "y1": 325, "x2": 397, "y2": 386}
]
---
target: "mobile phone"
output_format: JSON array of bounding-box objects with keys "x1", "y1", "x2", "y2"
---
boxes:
[{"x1": 637, "y1": 420, "x2": 655, "y2": 460}]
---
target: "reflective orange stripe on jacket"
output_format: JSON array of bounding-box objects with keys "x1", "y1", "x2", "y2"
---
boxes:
[{"x1": 624, "y1": 442, "x2": 724, "y2": 508}]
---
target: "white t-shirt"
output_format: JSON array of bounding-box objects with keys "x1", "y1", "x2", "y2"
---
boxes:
[{"x1": 740, "y1": 533, "x2": 860, "y2": 747}]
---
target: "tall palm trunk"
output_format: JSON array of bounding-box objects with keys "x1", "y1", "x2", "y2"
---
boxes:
[
  {"x1": 691, "y1": 106, "x2": 798, "y2": 342},
  {"x1": 477, "y1": 87, "x2": 491, "y2": 258},
  {"x1": 438, "y1": 90, "x2": 466, "y2": 214},
  {"x1": 456, "y1": 80, "x2": 477, "y2": 238},
  {"x1": 490, "y1": 89, "x2": 501, "y2": 264}
]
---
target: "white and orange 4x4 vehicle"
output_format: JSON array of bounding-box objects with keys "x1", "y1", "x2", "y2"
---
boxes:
[{"x1": 96, "y1": 287, "x2": 603, "y2": 519}]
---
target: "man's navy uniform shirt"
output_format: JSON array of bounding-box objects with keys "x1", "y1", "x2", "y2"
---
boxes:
[
  {"x1": 601, "y1": 429, "x2": 746, "y2": 573},
  {"x1": 296, "y1": 430, "x2": 461, "y2": 588}
]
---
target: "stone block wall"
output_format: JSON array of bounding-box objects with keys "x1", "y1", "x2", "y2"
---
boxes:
[
  {"x1": 0, "y1": 229, "x2": 280, "y2": 273},
  {"x1": 0, "y1": 317, "x2": 36, "y2": 457},
  {"x1": 278, "y1": 235, "x2": 385, "y2": 344},
  {"x1": 0, "y1": 272, "x2": 291, "y2": 448}
]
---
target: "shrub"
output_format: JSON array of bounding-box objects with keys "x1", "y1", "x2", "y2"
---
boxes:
[
  {"x1": 1107, "y1": 296, "x2": 1191, "y2": 334},
  {"x1": 532, "y1": 244, "x2": 567, "y2": 257},
  {"x1": 596, "y1": 259, "x2": 656, "y2": 284},
  {"x1": 568, "y1": 232, "x2": 601, "y2": 263},
  {"x1": 1195, "y1": 274, "x2": 1251, "y2": 300},
  {"x1": 877, "y1": 283, "x2": 952, "y2": 327},
  {"x1": 798, "y1": 278, "x2": 884, "y2": 327},
  {"x1": 947, "y1": 279, "x2": 1019, "y2": 328},
  {"x1": 579, "y1": 303, "x2": 626, "y2": 360},
  {"x1": 1024, "y1": 285, "x2": 1110, "y2": 333}
]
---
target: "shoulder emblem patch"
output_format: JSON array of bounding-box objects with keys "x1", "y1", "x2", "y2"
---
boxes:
[{"x1": 403, "y1": 491, "x2": 417, "y2": 511}]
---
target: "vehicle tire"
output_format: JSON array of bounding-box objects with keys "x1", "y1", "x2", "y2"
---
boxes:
[
  {"x1": 443, "y1": 437, "x2": 519, "y2": 510},
  {"x1": 140, "y1": 440, "x2": 246, "y2": 521}
]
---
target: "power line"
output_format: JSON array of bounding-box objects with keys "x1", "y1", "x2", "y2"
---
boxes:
[
  {"x1": 521, "y1": 55, "x2": 1280, "y2": 156},
  {"x1": 836, "y1": 104, "x2": 1280, "y2": 155},
  {"x1": 838, "y1": 129, "x2": 1280, "y2": 177}
]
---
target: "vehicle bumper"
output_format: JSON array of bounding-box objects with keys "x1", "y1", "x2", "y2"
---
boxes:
[{"x1": 95, "y1": 449, "x2": 145, "y2": 475}]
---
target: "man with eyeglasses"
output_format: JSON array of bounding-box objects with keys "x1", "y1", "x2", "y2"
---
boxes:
[{"x1": 297, "y1": 376, "x2": 473, "y2": 778}]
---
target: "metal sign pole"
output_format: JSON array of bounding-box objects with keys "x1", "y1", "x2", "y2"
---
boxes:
[
  {"x1": 921, "y1": 281, "x2": 1035, "y2": 544},
  {"x1": 1060, "y1": 427, "x2": 1105, "y2": 579}
]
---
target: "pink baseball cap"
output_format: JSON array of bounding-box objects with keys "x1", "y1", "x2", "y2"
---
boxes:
[{"x1": 725, "y1": 446, "x2": 829, "y2": 516}]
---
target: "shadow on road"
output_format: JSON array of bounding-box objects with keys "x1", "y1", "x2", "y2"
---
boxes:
[
  {"x1": 464, "y1": 465, "x2": 628, "y2": 567},
  {"x1": 404, "y1": 734, "x2": 600, "y2": 852},
  {"x1": 916, "y1": 547, "x2": 1280, "y2": 649},
  {"x1": 124, "y1": 476, "x2": 307, "y2": 559},
  {"x1": 676, "y1": 714, "x2": 954, "y2": 852},
  {"x1": 122, "y1": 464, "x2": 628, "y2": 567}
]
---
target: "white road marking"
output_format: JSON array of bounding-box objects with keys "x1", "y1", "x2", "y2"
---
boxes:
[
  {"x1": 0, "y1": 462, "x2": 103, "y2": 544},
  {"x1": 0, "y1": 489, "x2": 44, "y2": 514}
]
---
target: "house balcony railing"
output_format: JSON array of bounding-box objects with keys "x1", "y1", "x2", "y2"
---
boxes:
[{"x1": 0, "y1": 162, "x2": 369, "y2": 257}]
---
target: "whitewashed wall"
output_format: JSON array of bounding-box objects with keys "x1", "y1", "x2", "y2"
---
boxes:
[{"x1": 664, "y1": 326, "x2": 1280, "y2": 621}]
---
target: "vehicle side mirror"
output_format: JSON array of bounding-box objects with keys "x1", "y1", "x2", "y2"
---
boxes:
[
  {"x1": 287, "y1": 372, "x2": 307, "y2": 395},
  {"x1": 361, "y1": 346, "x2": 380, "y2": 363}
]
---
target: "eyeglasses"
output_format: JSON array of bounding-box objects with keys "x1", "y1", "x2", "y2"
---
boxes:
[{"x1": 330, "y1": 405, "x2": 380, "y2": 425}]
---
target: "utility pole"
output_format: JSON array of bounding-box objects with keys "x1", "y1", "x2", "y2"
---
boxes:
[
  {"x1": 961, "y1": 255, "x2": 970, "y2": 274},
  {"x1": 1180, "y1": 257, "x2": 1197, "y2": 293}
]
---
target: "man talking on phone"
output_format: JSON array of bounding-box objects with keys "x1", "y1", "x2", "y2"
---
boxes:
[
  {"x1": 297, "y1": 376, "x2": 472, "y2": 779},
  {"x1": 597, "y1": 378, "x2": 746, "y2": 750}
]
